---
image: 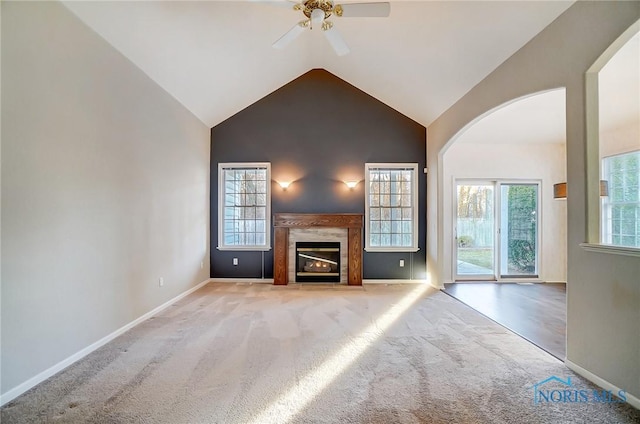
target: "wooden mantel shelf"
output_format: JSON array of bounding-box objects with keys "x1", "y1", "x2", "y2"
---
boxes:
[{"x1": 273, "y1": 213, "x2": 363, "y2": 286}]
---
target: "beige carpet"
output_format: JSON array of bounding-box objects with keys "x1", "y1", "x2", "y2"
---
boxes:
[{"x1": 2, "y1": 282, "x2": 639, "y2": 423}]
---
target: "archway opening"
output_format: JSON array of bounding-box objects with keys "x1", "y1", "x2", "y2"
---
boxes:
[
  {"x1": 440, "y1": 88, "x2": 568, "y2": 359},
  {"x1": 585, "y1": 20, "x2": 639, "y2": 253}
]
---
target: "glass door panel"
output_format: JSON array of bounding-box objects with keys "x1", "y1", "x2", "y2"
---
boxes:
[
  {"x1": 499, "y1": 184, "x2": 539, "y2": 278},
  {"x1": 456, "y1": 183, "x2": 496, "y2": 279}
]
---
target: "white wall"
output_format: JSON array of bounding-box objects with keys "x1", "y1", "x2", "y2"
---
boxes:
[
  {"x1": 601, "y1": 123, "x2": 640, "y2": 159},
  {"x1": 599, "y1": 33, "x2": 640, "y2": 159},
  {"x1": 427, "y1": 2, "x2": 640, "y2": 402},
  {"x1": 1, "y1": 1, "x2": 210, "y2": 397},
  {"x1": 442, "y1": 142, "x2": 567, "y2": 283}
]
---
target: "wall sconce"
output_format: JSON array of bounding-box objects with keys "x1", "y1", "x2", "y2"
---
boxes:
[
  {"x1": 553, "y1": 180, "x2": 609, "y2": 199},
  {"x1": 553, "y1": 182, "x2": 567, "y2": 199},
  {"x1": 345, "y1": 181, "x2": 358, "y2": 190},
  {"x1": 599, "y1": 180, "x2": 609, "y2": 197},
  {"x1": 278, "y1": 181, "x2": 291, "y2": 190}
]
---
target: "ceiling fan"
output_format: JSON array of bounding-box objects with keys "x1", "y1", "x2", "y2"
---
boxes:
[{"x1": 271, "y1": 1, "x2": 390, "y2": 56}]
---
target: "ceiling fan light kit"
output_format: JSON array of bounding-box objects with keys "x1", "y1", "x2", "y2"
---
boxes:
[{"x1": 271, "y1": 0, "x2": 390, "y2": 56}]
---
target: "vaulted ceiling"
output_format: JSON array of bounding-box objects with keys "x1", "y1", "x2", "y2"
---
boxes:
[{"x1": 63, "y1": 1, "x2": 574, "y2": 128}]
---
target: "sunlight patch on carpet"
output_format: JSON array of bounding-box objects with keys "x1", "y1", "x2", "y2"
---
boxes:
[{"x1": 247, "y1": 284, "x2": 430, "y2": 424}]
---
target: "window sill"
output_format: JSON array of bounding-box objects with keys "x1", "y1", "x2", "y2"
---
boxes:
[
  {"x1": 217, "y1": 246, "x2": 272, "y2": 252},
  {"x1": 579, "y1": 243, "x2": 640, "y2": 258}
]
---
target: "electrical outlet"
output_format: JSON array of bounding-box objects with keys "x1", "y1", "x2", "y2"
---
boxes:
[
  {"x1": 200, "y1": 261, "x2": 204, "y2": 269},
  {"x1": 159, "y1": 277, "x2": 164, "y2": 287},
  {"x1": 399, "y1": 260, "x2": 405, "y2": 267},
  {"x1": 233, "y1": 258, "x2": 238, "y2": 266}
]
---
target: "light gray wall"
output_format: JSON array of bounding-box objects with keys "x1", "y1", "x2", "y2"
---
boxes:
[
  {"x1": 427, "y1": 1, "x2": 640, "y2": 400},
  {"x1": 1, "y1": 1, "x2": 210, "y2": 395}
]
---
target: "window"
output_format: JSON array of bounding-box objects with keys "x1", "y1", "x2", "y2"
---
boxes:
[
  {"x1": 218, "y1": 163, "x2": 271, "y2": 251},
  {"x1": 602, "y1": 151, "x2": 640, "y2": 248},
  {"x1": 365, "y1": 163, "x2": 419, "y2": 252}
]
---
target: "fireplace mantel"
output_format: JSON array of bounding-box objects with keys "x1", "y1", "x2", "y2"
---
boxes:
[{"x1": 273, "y1": 213, "x2": 363, "y2": 285}]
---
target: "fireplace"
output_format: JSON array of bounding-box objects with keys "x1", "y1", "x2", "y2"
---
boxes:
[
  {"x1": 296, "y1": 242, "x2": 340, "y2": 283},
  {"x1": 273, "y1": 213, "x2": 363, "y2": 285}
]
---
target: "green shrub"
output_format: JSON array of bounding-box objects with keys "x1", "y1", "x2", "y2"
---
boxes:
[
  {"x1": 458, "y1": 235, "x2": 474, "y2": 248},
  {"x1": 508, "y1": 239, "x2": 535, "y2": 273}
]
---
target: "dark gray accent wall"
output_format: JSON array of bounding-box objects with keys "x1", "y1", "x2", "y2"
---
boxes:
[{"x1": 210, "y1": 69, "x2": 426, "y2": 279}]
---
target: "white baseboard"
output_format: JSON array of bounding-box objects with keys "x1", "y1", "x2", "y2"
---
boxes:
[
  {"x1": 363, "y1": 279, "x2": 428, "y2": 285},
  {"x1": 434, "y1": 280, "x2": 450, "y2": 289},
  {"x1": 213, "y1": 279, "x2": 432, "y2": 285},
  {"x1": 209, "y1": 278, "x2": 274, "y2": 284},
  {"x1": 210, "y1": 278, "x2": 428, "y2": 286},
  {"x1": 565, "y1": 359, "x2": 640, "y2": 410},
  {"x1": 0, "y1": 278, "x2": 211, "y2": 407}
]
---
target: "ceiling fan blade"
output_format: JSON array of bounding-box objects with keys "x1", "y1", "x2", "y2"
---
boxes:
[
  {"x1": 250, "y1": 0, "x2": 300, "y2": 10},
  {"x1": 323, "y1": 26, "x2": 350, "y2": 56},
  {"x1": 273, "y1": 22, "x2": 306, "y2": 49},
  {"x1": 335, "y1": 2, "x2": 390, "y2": 18}
]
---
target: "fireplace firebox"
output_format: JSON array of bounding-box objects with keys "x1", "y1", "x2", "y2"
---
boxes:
[{"x1": 295, "y1": 242, "x2": 340, "y2": 283}]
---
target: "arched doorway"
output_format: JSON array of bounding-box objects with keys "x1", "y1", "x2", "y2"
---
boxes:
[{"x1": 440, "y1": 89, "x2": 568, "y2": 359}]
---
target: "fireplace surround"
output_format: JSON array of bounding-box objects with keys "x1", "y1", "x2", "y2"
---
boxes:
[{"x1": 273, "y1": 213, "x2": 363, "y2": 285}]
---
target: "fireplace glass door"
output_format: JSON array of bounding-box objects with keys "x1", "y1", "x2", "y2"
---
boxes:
[{"x1": 296, "y1": 242, "x2": 340, "y2": 282}]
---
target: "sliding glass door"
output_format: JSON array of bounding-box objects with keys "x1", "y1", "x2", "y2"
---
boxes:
[
  {"x1": 455, "y1": 181, "x2": 539, "y2": 280},
  {"x1": 456, "y1": 183, "x2": 496, "y2": 279},
  {"x1": 499, "y1": 184, "x2": 539, "y2": 278}
]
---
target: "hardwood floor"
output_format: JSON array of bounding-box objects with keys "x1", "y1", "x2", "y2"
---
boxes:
[{"x1": 442, "y1": 282, "x2": 566, "y2": 359}]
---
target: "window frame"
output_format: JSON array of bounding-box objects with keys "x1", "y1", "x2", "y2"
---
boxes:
[
  {"x1": 600, "y1": 150, "x2": 640, "y2": 248},
  {"x1": 364, "y1": 163, "x2": 420, "y2": 253},
  {"x1": 217, "y1": 162, "x2": 271, "y2": 251}
]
